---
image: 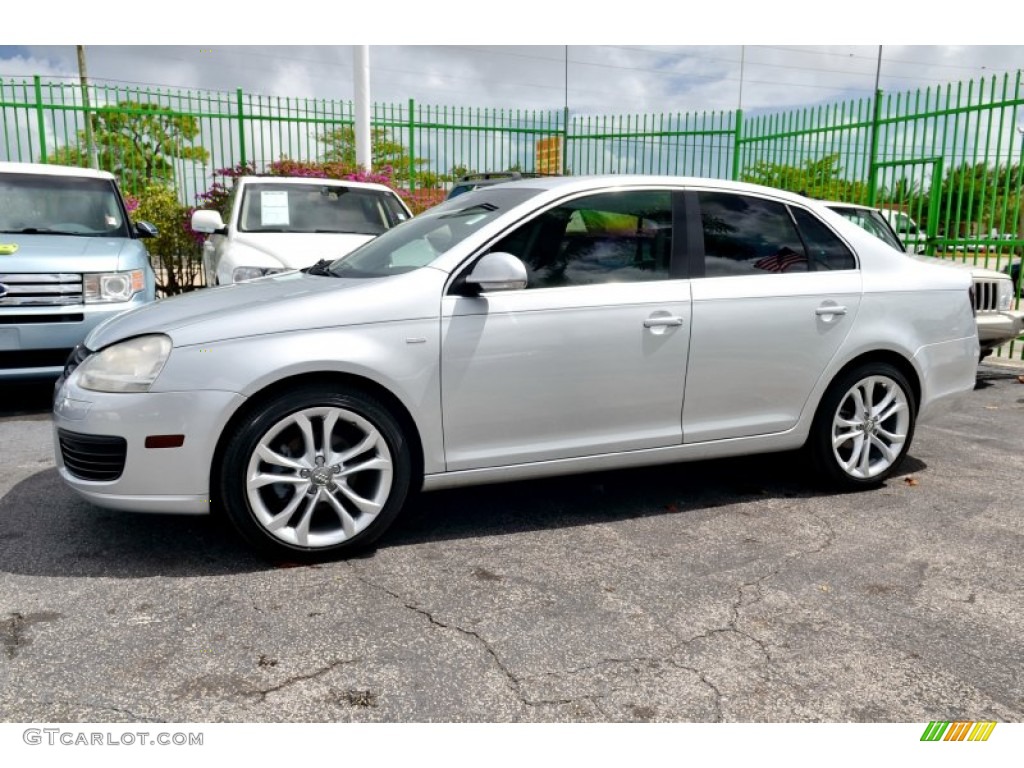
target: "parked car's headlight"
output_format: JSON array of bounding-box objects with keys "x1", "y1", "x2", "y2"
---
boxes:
[
  {"x1": 233, "y1": 266, "x2": 286, "y2": 282},
  {"x1": 76, "y1": 335, "x2": 172, "y2": 393},
  {"x1": 997, "y1": 278, "x2": 1013, "y2": 311},
  {"x1": 84, "y1": 270, "x2": 145, "y2": 303}
]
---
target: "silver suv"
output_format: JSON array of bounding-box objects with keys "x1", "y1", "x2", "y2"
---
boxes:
[{"x1": 0, "y1": 162, "x2": 158, "y2": 380}]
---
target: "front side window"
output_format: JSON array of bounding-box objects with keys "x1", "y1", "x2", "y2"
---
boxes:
[
  {"x1": 238, "y1": 183, "x2": 405, "y2": 235},
  {"x1": 488, "y1": 189, "x2": 673, "y2": 288},
  {"x1": 0, "y1": 173, "x2": 128, "y2": 238}
]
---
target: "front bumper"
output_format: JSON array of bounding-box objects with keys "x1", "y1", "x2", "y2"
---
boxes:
[
  {"x1": 975, "y1": 310, "x2": 1024, "y2": 349},
  {"x1": 53, "y1": 376, "x2": 246, "y2": 514},
  {"x1": 0, "y1": 298, "x2": 151, "y2": 380}
]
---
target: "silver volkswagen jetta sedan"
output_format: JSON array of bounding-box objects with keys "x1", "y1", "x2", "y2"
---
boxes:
[{"x1": 53, "y1": 176, "x2": 980, "y2": 561}]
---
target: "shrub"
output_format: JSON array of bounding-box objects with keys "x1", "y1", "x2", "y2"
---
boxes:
[{"x1": 135, "y1": 183, "x2": 204, "y2": 295}]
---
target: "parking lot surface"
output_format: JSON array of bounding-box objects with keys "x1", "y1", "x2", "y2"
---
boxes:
[{"x1": 1, "y1": 365, "x2": 1022, "y2": 722}]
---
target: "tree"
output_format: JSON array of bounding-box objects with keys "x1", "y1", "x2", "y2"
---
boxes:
[
  {"x1": 318, "y1": 125, "x2": 428, "y2": 182},
  {"x1": 49, "y1": 101, "x2": 209, "y2": 196},
  {"x1": 741, "y1": 154, "x2": 868, "y2": 203},
  {"x1": 932, "y1": 161, "x2": 1022, "y2": 239}
]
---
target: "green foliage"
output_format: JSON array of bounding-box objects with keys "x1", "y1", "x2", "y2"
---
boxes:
[
  {"x1": 933, "y1": 161, "x2": 1022, "y2": 238},
  {"x1": 318, "y1": 125, "x2": 428, "y2": 181},
  {"x1": 741, "y1": 154, "x2": 868, "y2": 203},
  {"x1": 48, "y1": 101, "x2": 209, "y2": 197},
  {"x1": 134, "y1": 183, "x2": 203, "y2": 295}
]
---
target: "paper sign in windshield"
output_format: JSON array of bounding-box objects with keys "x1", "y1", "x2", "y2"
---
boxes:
[{"x1": 261, "y1": 191, "x2": 290, "y2": 226}]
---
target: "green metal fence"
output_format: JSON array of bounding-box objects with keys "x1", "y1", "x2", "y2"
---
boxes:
[{"x1": 2, "y1": 69, "x2": 1023, "y2": 355}]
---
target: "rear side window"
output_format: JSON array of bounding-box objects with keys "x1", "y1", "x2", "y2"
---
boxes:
[
  {"x1": 790, "y1": 208, "x2": 857, "y2": 270},
  {"x1": 698, "y1": 192, "x2": 806, "y2": 276},
  {"x1": 697, "y1": 192, "x2": 856, "y2": 276}
]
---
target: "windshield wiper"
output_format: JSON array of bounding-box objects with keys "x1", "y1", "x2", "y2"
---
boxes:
[
  {"x1": 438, "y1": 202, "x2": 499, "y2": 219},
  {"x1": 301, "y1": 259, "x2": 336, "y2": 276}
]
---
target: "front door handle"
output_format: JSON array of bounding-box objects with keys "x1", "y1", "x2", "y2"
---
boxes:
[{"x1": 644, "y1": 316, "x2": 685, "y2": 328}]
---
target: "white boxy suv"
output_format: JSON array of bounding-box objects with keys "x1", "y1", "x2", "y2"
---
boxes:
[{"x1": 191, "y1": 176, "x2": 412, "y2": 285}]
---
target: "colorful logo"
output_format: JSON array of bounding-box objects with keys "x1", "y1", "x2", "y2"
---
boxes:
[
  {"x1": 0, "y1": 243, "x2": 18, "y2": 255},
  {"x1": 921, "y1": 721, "x2": 997, "y2": 741}
]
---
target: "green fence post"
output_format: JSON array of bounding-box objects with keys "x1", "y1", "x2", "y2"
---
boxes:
[
  {"x1": 236, "y1": 87, "x2": 247, "y2": 168},
  {"x1": 407, "y1": 98, "x2": 416, "y2": 192},
  {"x1": 33, "y1": 75, "x2": 47, "y2": 163},
  {"x1": 732, "y1": 108, "x2": 743, "y2": 181},
  {"x1": 867, "y1": 88, "x2": 882, "y2": 206}
]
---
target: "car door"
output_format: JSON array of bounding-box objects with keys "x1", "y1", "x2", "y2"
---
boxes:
[
  {"x1": 440, "y1": 188, "x2": 692, "y2": 471},
  {"x1": 682, "y1": 190, "x2": 863, "y2": 443}
]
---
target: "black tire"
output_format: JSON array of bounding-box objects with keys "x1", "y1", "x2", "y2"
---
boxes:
[
  {"x1": 219, "y1": 384, "x2": 413, "y2": 562},
  {"x1": 808, "y1": 362, "x2": 917, "y2": 489}
]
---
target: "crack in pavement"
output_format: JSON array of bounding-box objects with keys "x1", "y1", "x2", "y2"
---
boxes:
[
  {"x1": 345, "y1": 564, "x2": 531, "y2": 708},
  {"x1": 249, "y1": 657, "x2": 363, "y2": 701},
  {"x1": 2, "y1": 612, "x2": 25, "y2": 659}
]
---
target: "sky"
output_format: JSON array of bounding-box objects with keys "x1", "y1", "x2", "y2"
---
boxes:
[{"x1": 2, "y1": 3, "x2": 1021, "y2": 118}]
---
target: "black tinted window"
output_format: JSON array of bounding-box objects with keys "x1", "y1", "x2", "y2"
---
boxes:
[
  {"x1": 699, "y1": 192, "x2": 807, "y2": 276},
  {"x1": 791, "y1": 208, "x2": 857, "y2": 270},
  {"x1": 490, "y1": 190, "x2": 673, "y2": 288}
]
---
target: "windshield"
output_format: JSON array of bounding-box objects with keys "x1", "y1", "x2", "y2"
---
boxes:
[
  {"x1": 238, "y1": 182, "x2": 409, "y2": 235},
  {"x1": 829, "y1": 206, "x2": 904, "y2": 251},
  {"x1": 0, "y1": 172, "x2": 129, "y2": 237},
  {"x1": 328, "y1": 187, "x2": 542, "y2": 278}
]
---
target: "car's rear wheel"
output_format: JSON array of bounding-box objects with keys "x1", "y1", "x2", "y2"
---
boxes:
[
  {"x1": 809, "y1": 362, "x2": 916, "y2": 488},
  {"x1": 220, "y1": 385, "x2": 412, "y2": 561}
]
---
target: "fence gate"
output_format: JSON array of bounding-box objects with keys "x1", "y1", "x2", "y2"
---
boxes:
[{"x1": 872, "y1": 157, "x2": 943, "y2": 255}]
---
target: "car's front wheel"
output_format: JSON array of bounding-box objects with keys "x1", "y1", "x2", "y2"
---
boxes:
[
  {"x1": 220, "y1": 385, "x2": 413, "y2": 561},
  {"x1": 809, "y1": 362, "x2": 917, "y2": 488}
]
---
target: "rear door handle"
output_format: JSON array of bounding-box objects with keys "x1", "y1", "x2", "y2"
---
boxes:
[{"x1": 815, "y1": 305, "x2": 847, "y2": 317}]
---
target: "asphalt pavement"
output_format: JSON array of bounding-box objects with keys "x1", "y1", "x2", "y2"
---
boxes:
[{"x1": 0, "y1": 364, "x2": 1022, "y2": 722}]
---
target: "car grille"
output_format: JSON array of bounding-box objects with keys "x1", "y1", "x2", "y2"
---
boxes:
[
  {"x1": 0, "y1": 348, "x2": 75, "y2": 370},
  {"x1": 0, "y1": 273, "x2": 84, "y2": 307},
  {"x1": 972, "y1": 279, "x2": 1000, "y2": 312},
  {"x1": 57, "y1": 429, "x2": 127, "y2": 482}
]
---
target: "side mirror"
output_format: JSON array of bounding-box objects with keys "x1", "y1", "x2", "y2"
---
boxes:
[
  {"x1": 134, "y1": 220, "x2": 158, "y2": 238},
  {"x1": 191, "y1": 209, "x2": 227, "y2": 235},
  {"x1": 464, "y1": 252, "x2": 528, "y2": 293}
]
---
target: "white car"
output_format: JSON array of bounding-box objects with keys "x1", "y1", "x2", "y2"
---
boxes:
[
  {"x1": 191, "y1": 176, "x2": 412, "y2": 285},
  {"x1": 55, "y1": 176, "x2": 979, "y2": 561},
  {"x1": 824, "y1": 201, "x2": 1023, "y2": 358}
]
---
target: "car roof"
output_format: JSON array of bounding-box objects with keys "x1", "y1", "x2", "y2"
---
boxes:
[
  {"x1": 0, "y1": 161, "x2": 117, "y2": 181},
  {"x1": 236, "y1": 175, "x2": 397, "y2": 194},
  {"x1": 474, "y1": 174, "x2": 834, "y2": 208}
]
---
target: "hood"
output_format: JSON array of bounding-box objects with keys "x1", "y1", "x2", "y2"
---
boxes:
[
  {"x1": 232, "y1": 232, "x2": 376, "y2": 269},
  {"x1": 0, "y1": 234, "x2": 131, "y2": 271},
  {"x1": 85, "y1": 267, "x2": 447, "y2": 350},
  {"x1": 910, "y1": 254, "x2": 1011, "y2": 281}
]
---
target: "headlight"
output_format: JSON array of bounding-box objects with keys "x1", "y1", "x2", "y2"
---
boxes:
[
  {"x1": 76, "y1": 335, "x2": 172, "y2": 393},
  {"x1": 997, "y1": 278, "x2": 1012, "y2": 311},
  {"x1": 84, "y1": 270, "x2": 146, "y2": 303},
  {"x1": 232, "y1": 266, "x2": 285, "y2": 282}
]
